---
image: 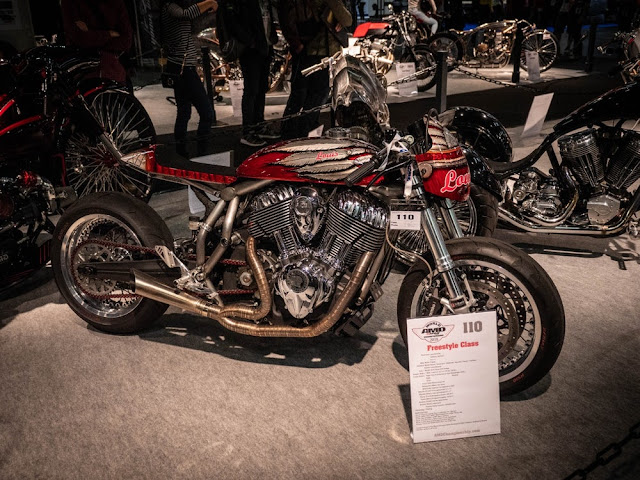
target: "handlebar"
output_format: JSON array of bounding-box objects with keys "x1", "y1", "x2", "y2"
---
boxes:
[
  {"x1": 301, "y1": 51, "x2": 342, "y2": 77},
  {"x1": 345, "y1": 150, "x2": 386, "y2": 186}
]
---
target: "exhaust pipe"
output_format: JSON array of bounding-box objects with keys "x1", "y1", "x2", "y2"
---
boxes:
[{"x1": 134, "y1": 237, "x2": 375, "y2": 338}]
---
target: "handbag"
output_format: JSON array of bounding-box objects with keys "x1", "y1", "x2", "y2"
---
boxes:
[{"x1": 161, "y1": 59, "x2": 184, "y2": 89}]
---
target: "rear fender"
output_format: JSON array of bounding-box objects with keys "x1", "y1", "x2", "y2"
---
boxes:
[{"x1": 439, "y1": 106, "x2": 513, "y2": 165}]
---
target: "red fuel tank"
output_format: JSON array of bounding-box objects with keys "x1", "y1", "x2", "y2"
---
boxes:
[{"x1": 236, "y1": 137, "x2": 378, "y2": 185}]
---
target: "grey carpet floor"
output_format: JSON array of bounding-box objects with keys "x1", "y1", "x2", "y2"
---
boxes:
[{"x1": 0, "y1": 189, "x2": 638, "y2": 480}]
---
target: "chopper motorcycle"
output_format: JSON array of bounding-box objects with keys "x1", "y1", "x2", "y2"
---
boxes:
[
  {"x1": 0, "y1": 45, "x2": 155, "y2": 290},
  {"x1": 50, "y1": 54, "x2": 565, "y2": 396},
  {"x1": 439, "y1": 80, "x2": 640, "y2": 238},
  {"x1": 426, "y1": 19, "x2": 558, "y2": 72},
  {"x1": 352, "y1": 9, "x2": 437, "y2": 91}
]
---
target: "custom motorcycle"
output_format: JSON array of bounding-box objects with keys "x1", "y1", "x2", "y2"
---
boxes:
[
  {"x1": 598, "y1": 28, "x2": 640, "y2": 83},
  {"x1": 51, "y1": 54, "x2": 565, "y2": 395},
  {"x1": 0, "y1": 45, "x2": 155, "y2": 290},
  {"x1": 426, "y1": 19, "x2": 558, "y2": 72},
  {"x1": 440, "y1": 81, "x2": 640, "y2": 238},
  {"x1": 195, "y1": 27, "x2": 291, "y2": 94},
  {"x1": 352, "y1": 10, "x2": 437, "y2": 91}
]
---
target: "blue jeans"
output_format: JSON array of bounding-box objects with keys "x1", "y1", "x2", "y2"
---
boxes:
[{"x1": 172, "y1": 65, "x2": 216, "y2": 142}]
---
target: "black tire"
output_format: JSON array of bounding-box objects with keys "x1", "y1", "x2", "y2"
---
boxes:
[
  {"x1": 51, "y1": 192, "x2": 174, "y2": 334},
  {"x1": 520, "y1": 30, "x2": 559, "y2": 73},
  {"x1": 397, "y1": 237, "x2": 565, "y2": 396},
  {"x1": 426, "y1": 32, "x2": 463, "y2": 70},
  {"x1": 393, "y1": 185, "x2": 499, "y2": 265},
  {"x1": 401, "y1": 44, "x2": 438, "y2": 92},
  {"x1": 62, "y1": 89, "x2": 156, "y2": 201}
]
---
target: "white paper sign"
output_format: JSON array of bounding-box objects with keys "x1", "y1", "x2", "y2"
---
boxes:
[
  {"x1": 407, "y1": 311, "x2": 501, "y2": 443},
  {"x1": 389, "y1": 211, "x2": 421, "y2": 230},
  {"x1": 525, "y1": 50, "x2": 541, "y2": 83},
  {"x1": 521, "y1": 93, "x2": 554, "y2": 138},
  {"x1": 308, "y1": 125, "x2": 324, "y2": 137},
  {"x1": 229, "y1": 79, "x2": 244, "y2": 118},
  {"x1": 396, "y1": 62, "x2": 418, "y2": 96}
]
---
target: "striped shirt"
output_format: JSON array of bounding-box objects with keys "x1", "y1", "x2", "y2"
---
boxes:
[{"x1": 161, "y1": 3, "x2": 201, "y2": 67}]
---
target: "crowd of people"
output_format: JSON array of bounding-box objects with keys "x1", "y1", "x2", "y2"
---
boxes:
[{"x1": 55, "y1": 0, "x2": 640, "y2": 155}]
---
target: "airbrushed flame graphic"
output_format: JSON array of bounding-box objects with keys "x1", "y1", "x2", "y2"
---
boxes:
[
  {"x1": 275, "y1": 138, "x2": 366, "y2": 152},
  {"x1": 275, "y1": 148, "x2": 369, "y2": 167},
  {"x1": 297, "y1": 157, "x2": 372, "y2": 174}
]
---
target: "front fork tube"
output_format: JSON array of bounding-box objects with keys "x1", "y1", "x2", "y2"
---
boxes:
[
  {"x1": 440, "y1": 198, "x2": 464, "y2": 239},
  {"x1": 421, "y1": 204, "x2": 474, "y2": 313}
]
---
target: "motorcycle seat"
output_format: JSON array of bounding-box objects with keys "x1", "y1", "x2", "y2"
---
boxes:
[{"x1": 152, "y1": 143, "x2": 238, "y2": 187}]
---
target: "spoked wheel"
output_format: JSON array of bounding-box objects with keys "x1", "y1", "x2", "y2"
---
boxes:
[
  {"x1": 401, "y1": 44, "x2": 438, "y2": 92},
  {"x1": 52, "y1": 192, "x2": 174, "y2": 334},
  {"x1": 393, "y1": 185, "x2": 499, "y2": 266},
  {"x1": 425, "y1": 32, "x2": 462, "y2": 70},
  {"x1": 397, "y1": 237, "x2": 565, "y2": 396},
  {"x1": 63, "y1": 89, "x2": 156, "y2": 201},
  {"x1": 520, "y1": 30, "x2": 558, "y2": 72}
]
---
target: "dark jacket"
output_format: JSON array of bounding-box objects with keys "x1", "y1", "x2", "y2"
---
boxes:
[
  {"x1": 278, "y1": 0, "x2": 352, "y2": 57},
  {"x1": 220, "y1": 0, "x2": 277, "y2": 57}
]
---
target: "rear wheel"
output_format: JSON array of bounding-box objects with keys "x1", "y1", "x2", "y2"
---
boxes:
[
  {"x1": 52, "y1": 192, "x2": 174, "y2": 334},
  {"x1": 401, "y1": 44, "x2": 438, "y2": 92},
  {"x1": 520, "y1": 30, "x2": 559, "y2": 72},
  {"x1": 397, "y1": 237, "x2": 565, "y2": 396},
  {"x1": 426, "y1": 32, "x2": 462, "y2": 70},
  {"x1": 63, "y1": 89, "x2": 156, "y2": 201}
]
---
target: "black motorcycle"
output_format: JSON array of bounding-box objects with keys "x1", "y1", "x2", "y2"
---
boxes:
[
  {"x1": 0, "y1": 45, "x2": 155, "y2": 290},
  {"x1": 440, "y1": 81, "x2": 640, "y2": 238}
]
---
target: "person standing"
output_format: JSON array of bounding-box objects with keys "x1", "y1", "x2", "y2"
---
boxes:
[
  {"x1": 161, "y1": 0, "x2": 218, "y2": 153},
  {"x1": 409, "y1": 0, "x2": 438, "y2": 35},
  {"x1": 278, "y1": 0, "x2": 352, "y2": 140},
  {"x1": 61, "y1": 0, "x2": 133, "y2": 85},
  {"x1": 219, "y1": 0, "x2": 279, "y2": 147}
]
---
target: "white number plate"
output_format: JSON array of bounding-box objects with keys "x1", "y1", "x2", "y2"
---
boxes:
[{"x1": 390, "y1": 211, "x2": 421, "y2": 231}]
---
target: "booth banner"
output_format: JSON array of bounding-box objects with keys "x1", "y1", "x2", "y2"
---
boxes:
[{"x1": 407, "y1": 311, "x2": 500, "y2": 443}]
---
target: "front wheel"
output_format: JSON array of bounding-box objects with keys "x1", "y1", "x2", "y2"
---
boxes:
[
  {"x1": 51, "y1": 192, "x2": 174, "y2": 334},
  {"x1": 520, "y1": 30, "x2": 559, "y2": 72},
  {"x1": 397, "y1": 237, "x2": 565, "y2": 396}
]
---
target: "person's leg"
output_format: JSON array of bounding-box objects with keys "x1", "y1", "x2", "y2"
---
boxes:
[
  {"x1": 239, "y1": 49, "x2": 261, "y2": 136},
  {"x1": 281, "y1": 53, "x2": 310, "y2": 139},
  {"x1": 301, "y1": 61, "x2": 329, "y2": 136},
  {"x1": 182, "y1": 67, "x2": 215, "y2": 139},
  {"x1": 173, "y1": 71, "x2": 192, "y2": 145}
]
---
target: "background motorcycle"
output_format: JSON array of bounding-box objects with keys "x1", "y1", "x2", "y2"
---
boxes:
[
  {"x1": 427, "y1": 19, "x2": 558, "y2": 72},
  {"x1": 352, "y1": 9, "x2": 437, "y2": 91},
  {"x1": 598, "y1": 28, "x2": 640, "y2": 83},
  {"x1": 440, "y1": 81, "x2": 640, "y2": 238},
  {"x1": 195, "y1": 27, "x2": 291, "y2": 94},
  {"x1": 50, "y1": 77, "x2": 565, "y2": 396},
  {"x1": 0, "y1": 45, "x2": 155, "y2": 290}
]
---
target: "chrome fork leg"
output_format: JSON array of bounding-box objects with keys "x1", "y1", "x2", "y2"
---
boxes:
[
  {"x1": 440, "y1": 198, "x2": 465, "y2": 239},
  {"x1": 421, "y1": 206, "x2": 470, "y2": 312}
]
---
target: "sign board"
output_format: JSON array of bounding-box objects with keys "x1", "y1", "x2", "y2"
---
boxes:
[
  {"x1": 229, "y1": 79, "x2": 244, "y2": 117},
  {"x1": 525, "y1": 50, "x2": 541, "y2": 83},
  {"x1": 521, "y1": 93, "x2": 554, "y2": 138},
  {"x1": 407, "y1": 311, "x2": 501, "y2": 443},
  {"x1": 396, "y1": 62, "x2": 418, "y2": 97},
  {"x1": 308, "y1": 125, "x2": 324, "y2": 137}
]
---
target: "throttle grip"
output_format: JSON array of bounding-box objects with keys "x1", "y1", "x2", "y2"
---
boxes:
[{"x1": 345, "y1": 158, "x2": 379, "y2": 186}]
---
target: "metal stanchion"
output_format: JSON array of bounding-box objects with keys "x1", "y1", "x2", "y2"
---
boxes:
[
  {"x1": 511, "y1": 22, "x2": 523, "y2": 84},
  {"x1": 585, "y1": 18, "x2": 598, "y2": 73},
  {"x1": 435, "y1": 50, "x2": 448, "y2": 113},
  {"x1": 201, "y1": 46, "x2": 214, "y2": 109}
]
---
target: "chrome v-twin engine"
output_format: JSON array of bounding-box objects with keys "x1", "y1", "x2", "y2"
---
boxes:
[{"x1": 248, "y1": 185, "x2": 388, "y2": 319}]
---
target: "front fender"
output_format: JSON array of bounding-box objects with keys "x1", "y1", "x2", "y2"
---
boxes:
[
  {"x1": 439, "y1": 106, "x2": 513, "y2": 164},
  {"x1": 462, "y1": 146, "x2": 503, "y2": 201}
]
